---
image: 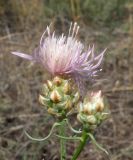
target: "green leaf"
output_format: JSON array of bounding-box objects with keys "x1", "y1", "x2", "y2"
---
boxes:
[
  {"x1": 24, "y1": 122, "x2": 61, "y2": 142},
  {"x1": 88, "y1": 133, "x2": 109, "y2": 155}
]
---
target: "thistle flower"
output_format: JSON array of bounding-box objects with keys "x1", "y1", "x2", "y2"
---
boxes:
[{"x1": 11, "y1": 22, "x2": 106, "y2": 94}]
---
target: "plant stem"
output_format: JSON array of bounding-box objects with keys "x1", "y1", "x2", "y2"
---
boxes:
[
  {"x1": 59, "y1": 120, "x2": 66, "y2": 160},
  {"x1": 71, "y1": 130, "x2": 89, "y2": 160}
]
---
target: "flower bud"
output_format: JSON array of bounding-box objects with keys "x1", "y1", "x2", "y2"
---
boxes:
[
  {"x1": 87, "y1": 115, "x2": 97, "y2": 124},
  {"x1": 53, "y1": 76, "x2": 62, "y2": 86},
  {"x1": 39, "y1": 76, "x2": 80, "y2": 118},
  {"x1": 83, "y1": 103, "x2": 93, "y2": 115},
  {"x1": 77, "y1": 114, "x2": 82, "y2": 123},
  {"x1": 101, "y1": 112, "x2": 109, "y2": 120},
  {"x1": 47, "y1": 108, "x2": 60, "y2": 117},
  {"x1": 63, "y1": 81, "x2": 71, "y2": 94},
  {"x1": 47, "y1": 80, "x2": 53, "y2": 90},
  {"x1": 65, "y1": 100, "x2": 72, "y2": 110},
  {"x1": 39, "y1": 95, "x2": 49, "y2": 106},
  {"x1": 77, "y1": 90, "x2": 109, "y2": 130},
  {"x1": 92, "y1": 91, "x2": 104, "y2": 112},
  {"x1": 95, "y1": 103, "x2": 104, "y2": 112},
  {"x1": 42, "y1": 84, "x2": 49, "y2": 96},
  {"x1": 50, "y1": 90, "x2": 61, "y2": 103},
  {"x1": 73, "y1": 92, "x2": 80, "y2": 104},
  {"x1": 47, "y1": 108, "x2": 54, "y2": 114}
]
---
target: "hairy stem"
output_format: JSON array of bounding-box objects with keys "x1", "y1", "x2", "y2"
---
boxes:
[{"x1": 71, "y1": 130, "x2": 89, "y2": 160}]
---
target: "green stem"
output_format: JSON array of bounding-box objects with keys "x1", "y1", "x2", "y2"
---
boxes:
[
  {"x1": 59, "y1": 120, "x2": 66, "y2": 160},
  {"x1": 71, "y1": 130, "x2": 89, "y2": 160}
]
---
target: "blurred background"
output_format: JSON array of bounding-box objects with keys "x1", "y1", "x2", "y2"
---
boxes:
[{"x1": 0, "y1": 0, "x2": 133, "y2": 160}]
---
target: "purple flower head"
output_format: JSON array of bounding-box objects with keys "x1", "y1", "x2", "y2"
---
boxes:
[{"x1": 12, "y1": 22, "x2": 106, "y2": 95}]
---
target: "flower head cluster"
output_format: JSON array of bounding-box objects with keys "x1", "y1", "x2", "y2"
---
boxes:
[
  {"x1": 12, "y1": 22, "x2": 106, "y2": 94},
  {"x1": 77, "y1": 91, "x2": 109, "y2": 130},
  {"x1": 39, "y1": 76, "x2": 79, "y2": 118}
]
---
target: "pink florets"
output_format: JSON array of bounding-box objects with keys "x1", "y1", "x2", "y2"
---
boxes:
[{"x1": 12, "y1": 22, "x2": 106, "y2": 94}]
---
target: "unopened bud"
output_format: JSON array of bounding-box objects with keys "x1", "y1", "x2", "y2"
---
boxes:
[
  {"x1": 77, "y1": 114, "x2": 82, "y2": 123},
  {"x1": 77, "y1": 90, "x2": 109, "y2": 128},
  {"x1": 47, "y1": 108, "x2": 58, "y2": 116},
  {"x1": 83, "y1": 103, "x2": 93, "y2": 115},
  {"x1": 63, "y1": 82, "x2": 71, "y2": 94},
  {"x1": 53, "y1": 76, "x2": 62, "y2": 86},
  {"x1": 50, "y1": 90, "x2": 61, "y2": 103},
  {"x1": 101, "y1": 112, "x2": 109, "y2": 120},
  {"x1": 65, "y1": 100, "x2": 72, "y2": 110},
  {"x1": 42, "y1": 84, "x2": 49, "y2": 96},
  {"x1": 92, "y1": 91, "x2": 104, "y2": 112},
  {"x1": 40, "y1": 76, "x2": 80, "y2": 117},
  {"x1": 47, "y1": 80, "x2": 53, "y2": 90},
  {"x1": 87, "y1": 115, "x2": 97, "y2": 124},
  {"x1": 95, "y1": 102, "x2": 104, "y2": 112},
  {"x1": 73, "y1": 92, "x2": 80, "y2": 104},
  {"x1": 48, "y1": 108, "x2": 61, "y2": 117},
  {"x1": 39, "y1": 95, "x2": 49, "y2": 106}
]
